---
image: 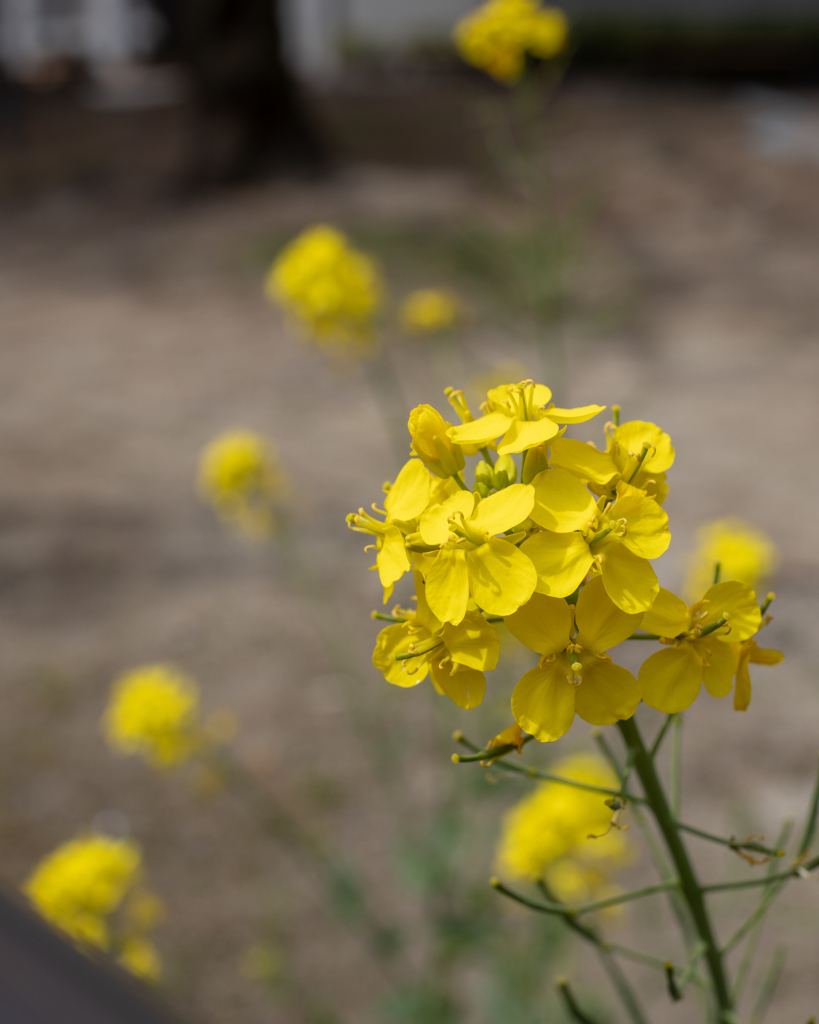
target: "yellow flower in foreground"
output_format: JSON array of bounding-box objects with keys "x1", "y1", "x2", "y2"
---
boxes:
[
  {"x1": 455, "y1": 0, "x2": 568, "y2": 84},
  {"x1": 684, "y1": 517, "x2": 778, "y2": 601},
  {"x1": 449, "y1": 380, "x2": 605, "y2": 457},
  {"x1": 400, "y1": 289, "x2": 461, "y2": 335},
  {"x1": 409, "y1": 404, "x2": 466, "y2": 479},
  {"x1": 266, "y1": 225, "x2": 382, "y2": 353},
  {"x1": 373, "y1": 572, "x2": 499, "y2": 709},
  {"x1": 496, "y1": 753, "x2": 633, "y2": 905},
  {"x1": 199, "y1": 430, "x2": 287, "y2": 539},
  {"x1": 521, "y1": 476, "x2": 669, "y2": 614},
  {"x1": 104, "y1": 664, "x2": 201, "y2": 768},
  {"x1": 505, "y1": 576, "x2": 642, "y2": 742},
  {"x1": 638, "y1": 582, "x2": 762, "y2": 714},
  {"x1": 24, "y1": 834, "x2": 162, "y2": 979},
  {"x1": 730, "y1": 638, "x2": 784, "y2": 711}
]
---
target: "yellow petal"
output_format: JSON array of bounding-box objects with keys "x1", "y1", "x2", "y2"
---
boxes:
[
  {"x1": 497, "y1": 417, "x2": 559, "y2": 456},
  {"x1": 470, "y1": 483, "x2": 535, "y2": 536},
  {"x1": 544, "y1": 404, "x2": 607, "y2": 424},
  {"x1": 607, "y1": 493, "x2": 670, "y2": 560},
  {"x1": 700, "y1": 581, "x2": 761, "y2": 643},
  {"x1": 384, "y1": 458, "x2": 431, "y2": 522},
  {"x1": 600, "y1": 544, "x2": 659, "y2": 614},
  {"x1": 511, "y1": 659, "x2": 576, "y2": 742},
  {"x1": 419, "y1": 490, "x2": 474, "y2": 546},
  {"x1": 448, "y1": 411, "x2": 512, "y2": 447},
  {"x1": 523, "y1": 530, "x2": 593, "y2": 597},
  {"x1": 733, "y1": 655, "x2": 752, "y2": 711},
  {"x1": 612, "y1": 421, "x2": 675, "y2": 473},
  {"x1": 693, "y1": 637, "x2": 736, "y2": 699},
  {"x1": 503, "y1": 592, "x2": 572, "y2": 655},
  {"x1": 429, "y1": 660, "x2": 486, "y2": 709},
  {"x1": 466, "y1": 538, "x2": 537, "y2": 616},
  {"x1": 372, "y1": 624, "x2": 428, "y2": 687},
  {"x1": 442, "y1": 611, "x2": 500, "y2": 671},
  {"x1": 530, "y1": 468, "x2": 598, "y2": 533},
  {"x1": 748, "y1": 645, "x2": 784, "y2": 666},
  {"x1": 641, "y1": 588, "x2": 689, "y2": 638},
  {"x1": 425, "y1": 547, "x2": 470, "y2": 625},
  {"x1": 574, "y1": 575, "x2": 644, "y2": 651},
  {"x1": 377, "y1": 526, "x2": 410, "y2": 589},
  {"x1": 548, "y1": 438, "x2": 619, "y2": 485},
  {"x1": 639, "y1": 645, "x2": 703, "y2": 713},
  {"x1": 413, "y1": 569, "x2": 442, "y2": 634},
  {"x1": 574, "y1": 656, "x2": 641, "y2": 726}
]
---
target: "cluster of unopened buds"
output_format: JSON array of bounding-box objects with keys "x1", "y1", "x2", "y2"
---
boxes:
[{"x1": 348, "y1": 380, "x2": 782, "y2": 743}]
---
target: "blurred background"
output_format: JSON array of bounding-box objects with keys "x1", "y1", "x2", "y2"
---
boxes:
[{"x1": 1, "y1": 1, "x2": 819, "y2": 1022}]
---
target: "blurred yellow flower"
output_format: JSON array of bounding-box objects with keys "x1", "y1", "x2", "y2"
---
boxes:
[
  {"x1": 24, "y1": 834, "x2": 162, "y2": 979},
  {"x1": 496, "y1": 753, "x2": 633, "y2": 903},
  {"x1": 399, "y1": 289, "x2": 461, "y2": 335},
  {"x1": 455, "y1": 0, "x2": 568, "y2": 84},
  {"x1": 199, "y1": 430, "x2": 287, "y2": 539},
  {"x1": 103, "y1": 664, "x2": 201, "y2": 768},
  {"x1": 684, "y1": 518, "x2": 777, "y2": 602},
  {"x1": 266, "y1": 225, "x2": 383, "y2": 354}
]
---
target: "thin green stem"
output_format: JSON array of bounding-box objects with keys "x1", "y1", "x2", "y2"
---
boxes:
[
  {"x1": 699, "y1": 617, "x2": 729, "y2": 639},
  {"x1": 557, "y1": 977, "x2": 600, "y2": 1024},
  {"x1": 713, "y1": 562, "x2": 722, "y2": 585},
  {"x1": 371, "y1": 611, "x2": 402, "y2": 622},
  {"x1": 797, "y1": 753, "x2": 819, "y2": 856},
  {"x1": 479, "y1": 447, "x2": 495, "y2": 466},
  {"x1": 749, "y1": 946, "x2": 786, "y2": 1024},
  {"x1": 670, "y1": 713, "x2": 683, "y2": 819},
  {"x1": 759, "y1": 592, "x2": 775, "y2": 616},
  {"x1": 651, "y1": 714, "x2": 676, "y2": 758},
  {"x1": 626, "y1": 443, "x2": 652, "y2": 483},
  {"x1": 703, "y1": 855, "x2": 818, "y2": 891},
  {"x1": 617, "y1": 717, "x2": 733, "y2": 1016},
  {"x1": 492, "y1": 876, "x2": 678, "y2": 918},
  {"x1": 677, "y1": 822, "x2": 783, "y2": 859}
]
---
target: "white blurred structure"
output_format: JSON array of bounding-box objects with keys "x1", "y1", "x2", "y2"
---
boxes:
[{"x1": 0, "y1": 0, "x2": 160, "y2": 77}]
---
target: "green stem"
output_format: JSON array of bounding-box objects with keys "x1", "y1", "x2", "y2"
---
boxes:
[
  {"x1": 749, "y1": 946, "x2": 786, "y2": 1024},
  {"x1": 797, "y1": 753, "x2": 819, "y2": 856},
  {"x1": 617, "y1": 717, "x2": 733, "y2": 1017},
  {"x1": 677, "y1": 822, "x2": 783, "y2": 859},
  {"x1": 713, "y1": 562, "x2": 722, "y2": 585},
  {"x1": 557, "y1": 977, "x2": 600, "y2": 1024},
  {"x1": 670, "y1": 713, "x2": 683, "y2": 819},
  {"x1": 702, "y1": 856, "x2": 818, "y2": 891},
  {"x1": 452, "y1": 473, "x2": 470, "y2": 492},
  {"x1": 479, "y1": 447, "x2": 495, "y2": 466},
  {"x1": 650, "y1": 714, "x2": 676, "y2": 757},
  {"x1": 492, "y1": 876, "x2": 678, "y2": 918}
]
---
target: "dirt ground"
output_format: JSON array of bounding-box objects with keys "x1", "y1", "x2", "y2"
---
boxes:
[{"x1": 0, "y1": 73, "x2": 818, "y2": 1024}]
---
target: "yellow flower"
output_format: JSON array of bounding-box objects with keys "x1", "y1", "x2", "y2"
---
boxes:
[
  {"x1": 103, "y1": 664, "x2": 202, "y2": 768},
  {"x1": 549, "y1": 418, "x2": 675, "y2": 506},
  {"x1": 638, "y1": 582, "x2": 762, "y2": 714},
  {"x1": 448, "y1": 380, "x2": 605, "y2": 457},
  {"x1": 373, "y1": 572, "x2": 499, "y2": 709},
  {"x1": 408, "y1": 404, "x2": 466, "y2": 479},
  {"x1": 199, "y1": 430, "x2": 288, "y2": 539},
  {"x1": 730, "y1": 638, "x2": 784, "y2": 711},
  {"x1": 505, "y1": 576, "x2": 642, "y2": 742},
  {"x1": 684, "y1": 518, "x2": 778, "y2": 601},
  {"x1": 419, "y1": 483, "x2": 538, "y2": 624},
  {"x1": 399, "y1": 289, "x2": 461, "y2": 335},
  {"x1": 24, "y1": 834, "x2": 163, "y2": 979},
  {"x1": 347, "y1": 457, "x2": 434, "y2": 602},
  {"x1": 455, "y1": 0, "x2": 568, "y2": 84},
  {"x1": 496, "y1": 752, "x2": 633, "y2": 903},
  {"x1": 266, "y1": 225, "x2": 382, "y2": 353},
  {"x1": 521, "y1": 476, "x2": 670, "y2": 614}
]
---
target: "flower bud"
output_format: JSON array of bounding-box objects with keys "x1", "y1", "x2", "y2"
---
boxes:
[
  {"x1": 522, "y1": 444, "x2": 549, "y2": 484},
  {"x1": 408, "y1": 404, "x2": 465, "y2": 479},
  {"x1": 492, "y1": 454, "x2": 518, "y2": 489}
]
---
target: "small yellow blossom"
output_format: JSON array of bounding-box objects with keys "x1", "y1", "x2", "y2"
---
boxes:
[
  {"x1": 505, "y1": 576, "x2": 642, "y2": 742},
  {"x1": 496, "y1": 753, "x2": 633, "y2": 904},
  {"x1": 455, "y1": 0, "x2": 568, "y2": 84},
  {"x1": 399, "y1": 289, "x2": 461, "y2": 335},
  {"x1": 639, "y1": 582, "x2": 762, "y2": 714},
  {"x1": 685, "y1": 518, "x2": 778, "y2": 601},
  {"x1": 103, "y1": 664, "x2": 202, "y2": 768},
  {"x1": 409, "y1": 404, "x2": 466, "y2": 479},
  {"x1": 24, "y1": 834, "x2": 163, "y2": 979},
  {"x1": 266, "y1": 225, "x2": 382, "y2": 354},
  {"x1": 199, "y1": 430, "x2": 287, "y2": 539}
]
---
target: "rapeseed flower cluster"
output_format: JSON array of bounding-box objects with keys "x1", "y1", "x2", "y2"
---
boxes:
[
  {"x1": 266, "y1": 225, "x2": 382, "y2": 354},
  {"x1": 454, "y1": 0, "x2": 568, "y2": 84},
  {"x1": 496, "y1": 753, "x2": 633, "y2": 902},
  {"x1": 199, "y1": 429, "x2": 288, "y2": 539},
  {"x1": 24, "y1": 834, "x2": 162, "y2": 980},
  {"x1": 399, "y1": 289, "x2": 461, "y2": 335},
  {"x1": 104, "y1": 664, "x2": 203, "y2": 768},
  {"x1": 349, "y1": 379, "x2": 783, "y2": 740}
]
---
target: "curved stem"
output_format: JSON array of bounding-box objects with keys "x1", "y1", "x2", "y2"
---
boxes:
[{"x1": 617, "y1": 717, "x2": 733, "y2": 1018}]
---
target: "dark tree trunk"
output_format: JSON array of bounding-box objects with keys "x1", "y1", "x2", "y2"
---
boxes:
[{"x1": 168, "y1": 0, "x2": 329, "y2": 184}]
